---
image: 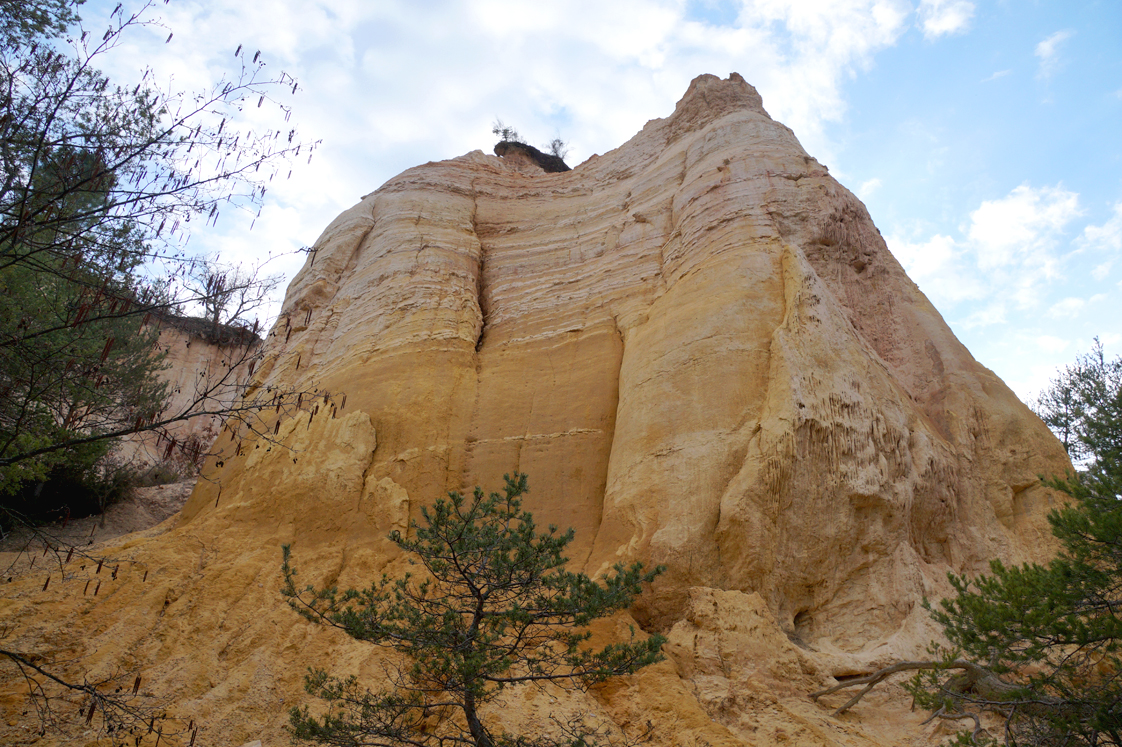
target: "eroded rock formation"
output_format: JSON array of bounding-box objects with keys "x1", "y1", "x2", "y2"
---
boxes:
[
  {"x1": 493, "y1": 140, "x2": 571, "y2": 172},
  {"x1": 0, "y1": 74, "x2": 1069, "y2": 747}
]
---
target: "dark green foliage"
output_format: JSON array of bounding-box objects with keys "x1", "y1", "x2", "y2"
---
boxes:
[
  {"x1": 0, "y1": 146, "x2": 169, "y2": 499},
  {"x1": 282, "y1": 473, "x2": 665, "y2": 747},
  {"x1": 0, "y1": 0, "x2": 313, "y2": 509},
  {"x1": 1034, "y1": 339, "x2": 1122, "y2": 469},
  {"x1": 0, "y1": 447, "x2": 138, "y2": 530},
  {"x1": 0, "y1": 0, "x2": 80, "y2": 48},
  {"x1": 0, "y1": 1, "x2": 314, "y2": 739},
  {"x1": 907, "y1": 343, "x2": 1122, "y2": 745}
]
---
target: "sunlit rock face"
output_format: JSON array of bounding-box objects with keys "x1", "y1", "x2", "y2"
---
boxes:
[
  {"x1": 202, "y1": 69, "x2": 1064, "y2": 640},
  {"x1": 1, "y1": 74, "x2": 1069, "y2": 747}
]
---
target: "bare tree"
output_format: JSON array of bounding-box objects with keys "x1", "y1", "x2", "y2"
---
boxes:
[
  {"x1": 0, "y1": 1, "x2": 333, "y2": 737},
  {"x1": 0, "y1": 0, "x2": 322, "y2": 483},
  {"x1": 491, "y1": 118, "x2": 525, "y2": 144},
  {"x1": 545, "y1": 137, "x2": 569, "y2": 160},
  {"x1": 182, "y1": 255, "x2": 283, "y2": 339}
]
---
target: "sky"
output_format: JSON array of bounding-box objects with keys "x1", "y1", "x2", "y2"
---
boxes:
[{"x1": 79, "y1": 0, "x2": 1122, "y2": 404}]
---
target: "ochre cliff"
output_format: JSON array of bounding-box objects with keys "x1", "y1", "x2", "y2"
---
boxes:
[
  {"x1": 115, "y1": 316, "x2": 260, "y2": 474},
  {"x1": 0, "y1": 74, "x2": 1070, "y2": 746}
]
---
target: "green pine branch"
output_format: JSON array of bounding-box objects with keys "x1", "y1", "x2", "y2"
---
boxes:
[{"x1": 282, "y1": 473, "x2": 665, "y2": 747}]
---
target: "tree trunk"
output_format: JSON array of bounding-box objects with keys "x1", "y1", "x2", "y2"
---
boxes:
[{"x1": 463, "y1": 692, "x2": 492, "y2": 747}]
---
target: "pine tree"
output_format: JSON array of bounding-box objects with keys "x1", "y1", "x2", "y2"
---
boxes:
[
  {"x1": 0, "y1": 146, "x2": 168, "y2": 504},
  {"x1": 282, "y1": 473, "x2": 665, "y2": 747}
]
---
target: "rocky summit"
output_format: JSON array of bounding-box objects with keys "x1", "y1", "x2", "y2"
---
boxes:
[{"x1": 0, "y1": 73, "x2": 1070, "y2": 746}]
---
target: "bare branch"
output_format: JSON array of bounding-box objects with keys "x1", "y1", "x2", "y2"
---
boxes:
[{"x1": 810, "y1": 659, "x2": 1011, "y2": 716}]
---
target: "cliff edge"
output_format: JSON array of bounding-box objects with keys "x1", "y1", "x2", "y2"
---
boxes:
[{"x1": 0, "y1": 73, "x2": 1070, "y2": 747}]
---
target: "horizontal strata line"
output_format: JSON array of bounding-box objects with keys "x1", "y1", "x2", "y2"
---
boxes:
[{"x1": 468, "y1": 428, "x2": 605, "y2": 444}]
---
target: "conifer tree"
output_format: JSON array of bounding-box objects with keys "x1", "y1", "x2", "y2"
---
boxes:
[{"x1": 282, "y1": 473, "x2": 665, "y2": 747}]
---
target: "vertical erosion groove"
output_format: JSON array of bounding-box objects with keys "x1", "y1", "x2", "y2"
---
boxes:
[
  {"x1": 581, "y1": 316, "x2": 626, "y2": 571},
  {"x1": 470, "y1": 184, "x2": 487, "y2": 353}
]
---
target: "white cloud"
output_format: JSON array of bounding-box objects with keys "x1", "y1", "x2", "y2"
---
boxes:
[
  {"x1": 917, "y1": 0, "x2": 975, "y2": 39},
  {"x1": 965, "y1": 184, "x2": 1082, "y2": 308},
  {"x1": 67, "y1": 0, "x2": 944, "y2": 324},
  {"x1": 967, "y1": 184, "x2": 1081, "y2": 271},
  {"x1": 1036, "y1": 335, "x2": 1071, "y2": 354},
  {"x1": 887, "y1": 184, "x2": 1084, "y2": 317},
  {"x1": 959, "y1": 301, "x2": 1006, "y2": 329},
  {"x1": 1035, "y1": 30, "x2": 1074, "y2": 79},
  {"x1": 1080, "y1": 201, "x2": 1122, "y2": 252},
  {"x1": 889, "y1": 233, "x2": 954, "y2": 277},
  {"x1": 1048, "y1": 297, "x2": 1085, "y2": 319},
  {"x1": 1093, "y1": 261, "x2": 1113, "y2": 280},
  {"x1": 77, "y1": 3, "x2": 919, "y2": 240},
  {"x1": 981, "y1": 69, "x2": 1011, "y2": 82},
  {"x1": 83, "y1": 0, "x2": 917, "y2": 170},
  {"x1": 714, "y1": 0, "x2": 912, "y2": 155},
  {"x1": 886, "y1": 233, "x2": 986, "y2": 305},
  {"x1": 858, "y1": 177, "x2": 882, "y2": 198}
]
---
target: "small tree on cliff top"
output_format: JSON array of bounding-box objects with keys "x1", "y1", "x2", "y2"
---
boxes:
[
  {"x1": 491, "y1": 119, "x2": 525, "y2": 144},
  {"x1": 282, "y1": 473, "x2": 665, "y2": 747}
]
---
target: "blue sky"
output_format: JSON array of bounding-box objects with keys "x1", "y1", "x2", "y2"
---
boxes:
[
  {"x1": 834, "y1": 1, "x2": 1122, "y2": 396},
  {"x1": 83, "y1": 0, "x2": 1122, "y2": 403}
]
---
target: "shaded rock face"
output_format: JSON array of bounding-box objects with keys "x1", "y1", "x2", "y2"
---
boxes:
[
  {"x1": 494, "y1": 139, "x2": 572, "y2": 172},
  {"x1": 115, "y1": 318, "x2": 259, "y2": 474},
  {"x1": 0, "y1": 74, "x2": 1070, "y2": 747}
]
